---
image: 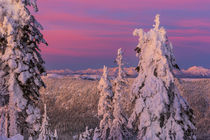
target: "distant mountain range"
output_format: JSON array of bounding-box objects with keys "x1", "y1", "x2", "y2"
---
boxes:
[
  {"x1": 46, "y1": 66, "x2": 210, "y2": 79},
  {"x1": 174, "y1": 66, "x2": 210, "y2": 78}
]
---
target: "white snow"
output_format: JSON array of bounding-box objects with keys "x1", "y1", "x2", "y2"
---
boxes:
[
  {"x1": 153, "y1": 14, "x2": 160, "y2": 30},
  {"x1": 182, "y1": 66, "x2": 210, "y2": 77},
  {"x1": 128, "y1": 14, "x2": 196, "y2": 139},
  {"x1": 0, "y1": 0, "x2": 47, "y2": 138},
  {"x1": 94, "y1": 66, "x2": 114, "y2": 140},
  {"x1": 18, "y1": 71, "x2": 32, "y2": 84},
  {"x1": 46, "y1": 74, "x2": 64, "y2": 78},
  {"x1": 108, "y1": 48, "x2": 132, "y2": 139},
  {"x1": 8, "y1": 59, "x2": 17, "y2": 70},
  {"x1": 0, "y1": 134, "x2": 23, "y2": 140},
  {"x1": 38, "y1": 104, "x2": 57, "y2": 140},
  {"x1": 97, "y1": 66, "x2": 113, "y2": 117}
]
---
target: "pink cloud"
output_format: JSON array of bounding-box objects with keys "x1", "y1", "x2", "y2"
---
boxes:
[
  {"x1": 40, "y1": 0, "x2": 210, "y2": 11},
  {"x1": 40, "y1": 27, "x2": 210, "y2": 57},
  {"x1": 170, "y1": 36, "x2": 210, "y2": 44},
  {"x1": 38, "y1": 1, "x2": 210, "y2": 55},
  {"x1": 174, "y1": 19, "x2": 210, "y2": 28},
  {"x1": 170, "y1": 36, "x2": 210, "y2": 54},
  {"x1": 168, "y1": 29, "x2": 210, "y2": 36},
  {"x1": 41, "y1": 30, "x2": 134, "y2": 56},
  {"x1": 37, "y1": 11, "x2": 137, "y2": 28}
]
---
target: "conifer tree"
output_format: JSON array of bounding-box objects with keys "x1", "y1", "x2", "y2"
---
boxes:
[
  {"x1": 95, "y1": 66, "x2": 114, "y2": 140},
  {"x1": 115, "y1": 48, "x2": 127, "y2": 81},
  {"x1": 108, "y1": 48, "x2": 132, "y2": 140},
  {"x1": 0, "y1": 0, "x2": 47, "y2": 138},
  {"x1": 127, "y1": 14, "x2": 196, "y2": 140},
  {"x1": 38, "y1": 104, "x2": 54, "y2": 140}
]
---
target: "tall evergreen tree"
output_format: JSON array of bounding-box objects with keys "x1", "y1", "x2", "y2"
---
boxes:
[
  {"x1": 108, "y1": 48, "x2": 132, "y2": 140},
  {"x1": 127, "y1": 14, "x2": 196, "y2": 140},
  {"x1": 95, "y1": 66, "x2": 114, "y2": 140},
  {"x1": 0, "y1": 0, "x2": 47, "y2": 138},
  {"x1": 114, "y1": 48, "x2": 127, "y2": 81},
  {"x1": 38, "y1": 104, "x2": 55, "y2": 140}
]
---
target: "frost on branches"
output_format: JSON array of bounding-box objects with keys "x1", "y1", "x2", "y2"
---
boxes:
[
  {"x1": 95, "y1": 66, "x2": 113, "y2": 140},
  {"x1": 108, "y1": 48, "x2": 133, "y2": 140},
  {"x1": 94, "y1": 52, "x2": 133, "y2": 140},
  {"x1": 115, "y1": 48, "x2": 127, "y2": 81},
  {"x1": 0, "y1": 0, "x2": 47, "y2": 139},
  {"x1": 97, "y1": 66, "x2": 113, "y2": 118},
  {"x1": 38, "y1": 104, "x2": 57, "y2": 140},
  {"x1": 128, "y1": 14, "x2": 196, "y2": 140}
]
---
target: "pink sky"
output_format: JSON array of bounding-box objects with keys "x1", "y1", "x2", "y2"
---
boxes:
[{"x1": 36, "y1": 0, "x2": 210, "y2": 70}]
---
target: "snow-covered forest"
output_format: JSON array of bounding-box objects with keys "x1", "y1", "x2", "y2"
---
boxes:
[
  {"x1": 0, "y1": 0, "x2": 209, "y2": 140},
  {"x1": 40, "y1": 77, "x2": 209, "y2": 140}
]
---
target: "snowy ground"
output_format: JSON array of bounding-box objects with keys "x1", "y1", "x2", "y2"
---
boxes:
[{"x1": 40, "y1": 77, "x2": 210, "y2": 140}]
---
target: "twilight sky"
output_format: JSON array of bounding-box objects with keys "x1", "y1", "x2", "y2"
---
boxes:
[{"x1": 36, "y1": 0, "x2": 210, "y2": 70}]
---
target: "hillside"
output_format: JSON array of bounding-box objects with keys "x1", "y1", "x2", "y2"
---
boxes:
[{"x1": 40, "y1": 77, "x2": 210, "y2": 140}]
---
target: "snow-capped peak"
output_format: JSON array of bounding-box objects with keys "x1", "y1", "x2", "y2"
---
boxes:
[{"x1": 183, "y1": 66, "x2": 210, "y2": 77}]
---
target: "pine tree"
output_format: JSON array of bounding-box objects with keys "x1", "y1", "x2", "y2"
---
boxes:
[
  {"x1": 108, "y1": 48, "x2": 132, "y2": 140},
  {"x1": 127, "y1": 14, "x2": 196, "y2": 140},
  {"x1": 95, "y1": 66, "x2": 114, "y2": 140},
  {"x1": 38, "y1": 104, "x2": 54, "y2": 140},
  {"x1": 0, "y1": 0, "x2": 47, "y2": 138}
]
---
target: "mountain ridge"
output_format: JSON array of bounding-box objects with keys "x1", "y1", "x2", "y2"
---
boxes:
[{"x1": 47, "y1": 66, "x2": 210, "y2": 78}]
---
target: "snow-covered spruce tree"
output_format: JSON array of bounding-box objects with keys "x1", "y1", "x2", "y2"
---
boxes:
[
  {"x1": 114, "y1": 48, "x2": 127, "y2": 80},
  {"x1": 127, "y1": 14, "x2": 196, "y2": 140},
  {"x1": 95, "y1": 66, "x2": 114, "y2": 140},
  {"x1": 0, "y1": 0, "x2": 47, "y2": 138},
  {"x1": 38, "y1": 104, "x2": 55, "y2": 140},
  {"x1": 108, "y1": 48, "x2": 133, "y2": 140}
]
